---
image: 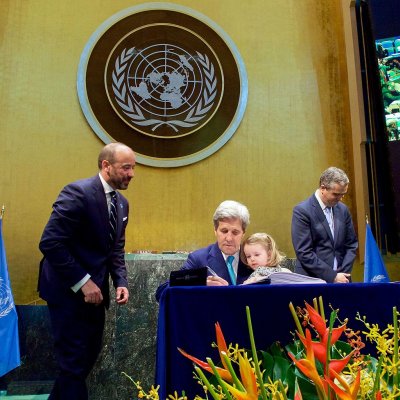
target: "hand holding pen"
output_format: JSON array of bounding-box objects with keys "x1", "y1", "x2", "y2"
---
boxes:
[{"x1": 206, "y1": 266, "x2": 229, "y2": 286}]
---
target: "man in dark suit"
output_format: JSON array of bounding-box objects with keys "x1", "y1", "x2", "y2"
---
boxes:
[
  {"x1": 291, "y1": 167, "x2": 358, "y2": 283},
  {"x1": 38, "y1": 142, "x2": 136, "y2": 400},
  {"x1": 156, "y1": 200, "x2": 252, "y2": 301}
]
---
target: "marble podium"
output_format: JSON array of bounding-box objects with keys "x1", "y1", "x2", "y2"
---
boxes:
[{"x1": 88, "y1": 253, "x2": 187, "y2": 399}]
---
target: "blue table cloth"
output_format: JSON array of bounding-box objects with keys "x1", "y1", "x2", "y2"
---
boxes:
[{"x1": 155, "y1": 283, "x2": 400, "y2": 399}]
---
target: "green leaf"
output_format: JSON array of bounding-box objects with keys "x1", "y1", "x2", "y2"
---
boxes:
[
  {"x1": 268, "y1": 341, "x2": 287, "y2": 357},
  {"x1": 331, "y1": 340, "x2": 352, "y2": 359},
  {"x1": 272, "y1": 356, "x2": 291, "y2": 382},
  {"x1": 261, "y1": 350, "x2": 274, "y2": 378},
  {"x1": 285, "y1": 341, "x2": 304, "y2": 358}
]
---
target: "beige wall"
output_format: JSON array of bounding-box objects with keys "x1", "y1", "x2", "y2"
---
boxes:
[{"x1": 0, "y1": 1, "x2": 358, "y2": 303}]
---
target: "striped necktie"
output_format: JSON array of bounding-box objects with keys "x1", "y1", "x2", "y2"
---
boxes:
[
  {"x1": 226, "y1": 255, "x2": 236, "y2": 285},
  {"x1": 109, "y1": 191, "x2": 118, "y2": 244},
  {"x1": 324, "y1": 206, "x2": 338, "y2": 270},
  {"x1": 324, "y1": 207, "x2": 334, "y2": 237}
]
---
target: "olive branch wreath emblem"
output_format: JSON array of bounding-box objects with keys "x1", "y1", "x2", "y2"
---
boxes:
[
  {"x1": 0, "y1": 278, "x2": 14, "y2": 318},
  {"x1": 111, "y1": 47, "x2": 218, "y2": 133}
]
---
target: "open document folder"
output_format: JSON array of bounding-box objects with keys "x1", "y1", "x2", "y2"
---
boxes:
[{"x1": 242, "y1": 271, "x2": 326, "y2": 285}]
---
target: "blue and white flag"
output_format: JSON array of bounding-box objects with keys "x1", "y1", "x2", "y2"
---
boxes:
[
  {"x1": 0, "y1": 217, "x2": 20, "y2": 376},
  {"x1": 364, "y1": 223, "x2": 390, "y2": 283}
]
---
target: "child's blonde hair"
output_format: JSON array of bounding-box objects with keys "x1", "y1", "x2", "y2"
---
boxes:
[{"x1": 240, "y1": 232, "x2": 286, "y2": 267}]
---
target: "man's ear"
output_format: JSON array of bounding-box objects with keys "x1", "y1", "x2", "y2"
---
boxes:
[{"x1": 101, "y1": 159, "x2": 111, "y2": 172}]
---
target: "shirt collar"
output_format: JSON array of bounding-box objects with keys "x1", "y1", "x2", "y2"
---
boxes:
[
  {"x1": 315, "y1": 189, "x2": 330, "y2": 211},
  {"x1": 222, "y1": 252, "x2": 239, "y2": 263},
  {"x1": 99, "y1": 173, "x2": 115, "y2": 194}
]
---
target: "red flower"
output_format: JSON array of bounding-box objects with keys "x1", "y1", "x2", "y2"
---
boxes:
[
  {"x1": 295, "y1": 303, "x2": 353, "y2": 378},
  {"x1": 303, "y1": 303, "x2": 347, "y2": 365}
]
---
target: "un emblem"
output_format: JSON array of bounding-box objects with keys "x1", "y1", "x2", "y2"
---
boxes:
[
  {"x1": 0, "y1": 278, "x2": 14, "y2": 318},
  {"x1": 77, "y1": 3, "x2": 247, "y2": 167}
]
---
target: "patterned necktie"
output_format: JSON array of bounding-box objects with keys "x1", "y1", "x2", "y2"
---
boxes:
[
  {"x1": 226, "y1": 255, "x2": 236, "y2": 285},
  {"x1": 109, "y1": 191, "x2": 118, "y2": 244},
  {"x1": 324, "y1": 206, "x2": 338, "y2": 270},
  {"x1": 324, "y1": 207, "x2": 334, "y2": 237}
]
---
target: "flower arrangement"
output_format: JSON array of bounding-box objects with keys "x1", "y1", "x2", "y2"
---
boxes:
[{"x1": 125, "y1": 297, "x2": 400, "y2": 399}]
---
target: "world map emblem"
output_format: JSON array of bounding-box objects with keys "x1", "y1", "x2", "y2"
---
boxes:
[
  {"x1": 77, "y1": 4, "x2": 248, "y2": 167},
  {"x1": 108, "y1": 42, "x2": 220, "y2": 138},
  {"x1": 0, "y1": 278, "x2": 14, "y2": 318}
]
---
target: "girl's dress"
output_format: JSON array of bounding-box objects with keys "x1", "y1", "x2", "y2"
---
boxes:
[{"x1": 244, "y1": 265, "x2": 292, "y2": 284}]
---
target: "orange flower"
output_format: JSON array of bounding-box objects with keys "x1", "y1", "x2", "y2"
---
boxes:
[
  {"x1": 177, "y1": 348, "x2": 232, "y2": 382},
  {"x1": 288, "y1": 329, "x2": 328, "y2": 398},
  {"x1": 326, "y1": 369, "x2": 360, "y2": 400},
  {"x1": 220, "y1": 352, "x2": 258, "y2": 400},
  {"x1": 215, "y1": 322, "x2": 229, "y2": 370},
  {"x1": 238, "y1": 352, "x2": 257, "y2": 398},
  {"x1": 178, "y1": 322, "x2": 233, "y2": 383}
]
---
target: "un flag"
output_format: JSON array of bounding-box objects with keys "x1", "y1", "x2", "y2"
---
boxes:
[
  {"x1": 364, "y1": 223, "x2": 390, "y2": 283},
  {"x1": 0, "y1": 217, "x2": 20, "y2": 377}
]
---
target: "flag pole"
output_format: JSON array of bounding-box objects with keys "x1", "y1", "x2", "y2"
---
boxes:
[{"x1": 0, "y1": 205, "x2": 4, "y2": 220}]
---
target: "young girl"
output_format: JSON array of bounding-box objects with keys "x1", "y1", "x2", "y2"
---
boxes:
[{"x1": 240, "y1": 232, "x2": 292, "y2": 284}]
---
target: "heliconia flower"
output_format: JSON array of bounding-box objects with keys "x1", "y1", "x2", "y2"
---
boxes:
[
  {"x1": 238, "y1": 352, "x2": 257, "y2": 399},
  {"x1": 305, "y1": 302, "x2": 327, "y2": 336},
  {"x1": 212, "y1": 352, "x2": 259, "y2": 400},
  {"x1": 305, "y1": 303, "x2": 347, "y2": 345},
  {"x1": 325, "y1": 369, "x2": 360, "y2": 400},
  {"x1": 298, "y1": 303, "x2": 347, "y2": 366},
  {"x1": 298, "y1": 332, "x2": 353, "y2": 375},
  {"x1": 215, "y1": 322, "x2": 229, "y2": 370},
  {"x1": 177, "y1": 347, "x2": 232, "y2": 382},
  {"x1": 288, "y1": 329, "x2": 327, "y2": 397},
  {"x1": 376, "y1": 390, "x2": 382, "y2": 400},
  {"x1": 178, "y1": 322, "x2": 234, "y2": 383},
  {"x1": 297, "y1": 333, "x2": 326, "y2": 364},
  {"x1": 221, "y1": 382, "x2": 257, "y2": 400},
  {"x1": 219, "y1": 355, "x2": 258, "y2": 400},
  {"x1": 328, "y1": 351, "x2": 355, "y2": 378},
  {"x1": 294, "y1": 377, "x2": 303, "y2": 400}
]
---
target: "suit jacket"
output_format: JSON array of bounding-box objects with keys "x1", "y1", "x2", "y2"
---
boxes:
[
  {"x1": 38, "y1": 175, "x2": 129, "y2": 306},
  {"x1": 291, "y1": 194, "x2": 358, "y2": 283},
  {"x1": 155, "y1": 242, "x2": 252, "y2": 301}
]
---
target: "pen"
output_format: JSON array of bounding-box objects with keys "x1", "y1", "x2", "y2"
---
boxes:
[{"x1": 206, "y1": 266, "x2": 218, "y2": 276}]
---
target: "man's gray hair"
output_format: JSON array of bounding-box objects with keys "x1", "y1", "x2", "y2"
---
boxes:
[
  {"x1": 212, "y1": 200, "x2": 250, "y2": 231},
  {"x1": 319, "y1": 167, "x2": 349, "y2": 189}
]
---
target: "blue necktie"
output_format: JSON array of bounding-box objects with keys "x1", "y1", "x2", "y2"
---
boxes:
[
  {"x1": 226, "y1": 255, "x2": 236, "y2": 285},
  {"x1": 109, "y1": 191, "x2": 118, "y2": 244}
]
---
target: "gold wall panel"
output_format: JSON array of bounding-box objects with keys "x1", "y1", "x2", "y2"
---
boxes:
[{"x1": 0, "y1": 1, "x2": 355, "y2": 303}]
